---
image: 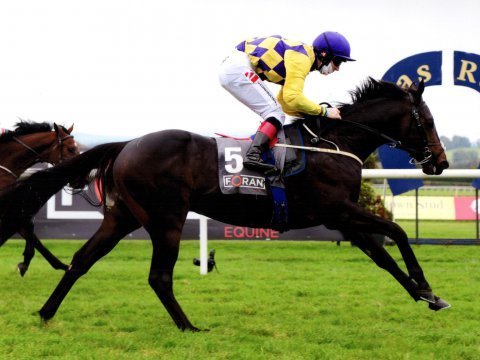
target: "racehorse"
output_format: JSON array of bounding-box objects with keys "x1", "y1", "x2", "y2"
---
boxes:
[
  {"x1": 0, "y1": 78, "x2": 450, "y2": 331},
  {"x1": 0, "y1": 121, "x2": 78, "y2": 275}
]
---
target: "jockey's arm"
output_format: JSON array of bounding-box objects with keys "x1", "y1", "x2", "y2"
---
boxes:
[{"x1": 278, "y1": 50, "x2": 326, "y2": 116}]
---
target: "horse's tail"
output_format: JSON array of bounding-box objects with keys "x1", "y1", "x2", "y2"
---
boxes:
[{"x1": 0, "y1": 141, "x2": 129, "y2": 222}]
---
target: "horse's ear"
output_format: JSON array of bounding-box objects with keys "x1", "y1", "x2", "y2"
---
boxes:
[
  {"x1": 67, "y1": 124, "x2": 74, "y2": 133},
  {"x1": 408, "y1": 82, "x2": 418, "y2": 92},
  {"x1": 408, "y1": 79, "x2": 425, "y2": 103},
  {"x1": 417, "y1": 79, "x2": 425, "y2": 95},
  {"x1": 53, "y1": 123, "x2": 59, "y2": 133}
]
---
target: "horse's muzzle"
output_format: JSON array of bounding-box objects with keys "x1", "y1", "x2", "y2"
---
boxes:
[{"x1": 422, "y1": 159, "x2": 449, "y2": 175}]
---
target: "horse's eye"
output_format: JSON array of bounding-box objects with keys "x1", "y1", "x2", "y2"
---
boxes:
[{"x1": 68, "y1": 147, "x2": 76, "y2": 154}]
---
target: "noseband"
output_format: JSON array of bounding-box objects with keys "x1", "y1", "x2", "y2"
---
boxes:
[{"x1": 403, "y1": 93, "x2": 444, "y2": 165}]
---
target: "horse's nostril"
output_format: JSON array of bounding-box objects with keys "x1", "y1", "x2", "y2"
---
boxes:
[{"x1": 440, "y1": 161, "x2": 449, "y2": 170}]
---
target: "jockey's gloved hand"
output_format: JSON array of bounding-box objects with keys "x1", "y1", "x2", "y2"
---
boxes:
[{"x1": 321, "y1": 105, "x2": 342, "y2": 120}]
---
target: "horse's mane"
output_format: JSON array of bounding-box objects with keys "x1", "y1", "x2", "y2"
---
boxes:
[
  {"x1": 291, "y1": 77, "x2": 407, "y2": 125},
  {"x1": 0, "y1": 120, "x2": 54, "y2": 142},
  {"x1": 347, "y1": 77, "x2": 407, "y2": 105}
]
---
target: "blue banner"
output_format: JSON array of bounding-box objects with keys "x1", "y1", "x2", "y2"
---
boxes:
[
  {"x1": 473, "y1": 163, "x2": 480, "y2": 190},
  {"x1": 379, "y1": 52, "x2": 440, "y2": 195},
  {"x1": 454, "y1": 51, "x2": 480, "y2": 93},
  {"x1": 377, "y1": 145, "x2": 423, "y2": 196},
  {"x1": 382, "y1": 51, "x2": 442, "y2": 88}
]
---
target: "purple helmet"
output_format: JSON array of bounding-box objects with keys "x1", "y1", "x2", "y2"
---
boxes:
[{"x1": 313, "y1": 31, "x2": 355, "y2": 62}]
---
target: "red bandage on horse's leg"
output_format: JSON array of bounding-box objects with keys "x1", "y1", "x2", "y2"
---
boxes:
[{"x1": 258, "y1": 120, "x2": 278, "y2": 140}]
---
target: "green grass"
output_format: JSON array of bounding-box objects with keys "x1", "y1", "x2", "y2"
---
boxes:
[
  {"x1": 396, "y1": 220, "x2": 478, "y2": 240},
  {"x1": 1, "y1": 240, "x2": 479, "y2": 359}
]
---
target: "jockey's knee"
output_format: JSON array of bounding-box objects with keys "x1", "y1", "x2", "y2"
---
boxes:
[{"x1": 264, "y1": 111, "x2": 285, "y2": 125}]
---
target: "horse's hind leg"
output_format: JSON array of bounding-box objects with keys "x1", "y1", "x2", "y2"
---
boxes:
[
  {"x1": 144, "y1": 215, "x2": 200, "y2": 332},
  {"x1": 120, "y1": 177, "x2": 200, "y2": 330},
  {"x1": 39, "y1": 203, "x2": 140, "y2": 321}
]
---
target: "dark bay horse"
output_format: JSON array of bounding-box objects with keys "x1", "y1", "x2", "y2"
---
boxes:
[
  {"x1": 0, "y1": 121, "x2": 78, "y2": 275},
  {"x1": 0, "y1": 78, "x2": 450, "y2": 331}
]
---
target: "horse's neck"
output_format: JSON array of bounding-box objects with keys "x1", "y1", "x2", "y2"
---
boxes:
[
  {"x1": 0, "y1": 134, "x2": 55, "y2": 179},
  {"x1": 335, "y1": 128, "x2": 385, "y2": 163},
  {"x1": 328, "y1": 103, "x2": 404, "y2": 162}
]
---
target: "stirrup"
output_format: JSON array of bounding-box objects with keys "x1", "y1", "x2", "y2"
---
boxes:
[{"x1": 243, "y1": 159, "x2": 277, "y2": 174}]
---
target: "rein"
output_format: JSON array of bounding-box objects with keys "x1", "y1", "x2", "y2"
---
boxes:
[
  {"x1": 0, "y1": 165, "x2": 18, "y2": 179},
  {"x1": 275, "y1": 142, "x2": 363, "y2": 165},
  {"x1": 13, "y1": 136, "x2": 41, "y2": 158}
]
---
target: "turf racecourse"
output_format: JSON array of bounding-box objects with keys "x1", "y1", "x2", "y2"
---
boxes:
[{"x1": 0, "y1": 240, "x2": 479, "y2": 360}]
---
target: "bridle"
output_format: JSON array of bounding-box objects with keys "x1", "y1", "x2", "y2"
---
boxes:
[
  {"x1": 0, "y1": 131, "x2": 74, "y2": 179},
  {"x1": 311, "y1": 95, "x2": 443, "y2": 166}
]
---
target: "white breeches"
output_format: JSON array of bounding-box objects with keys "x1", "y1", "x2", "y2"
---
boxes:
[{"x1": 218, "y1": 50, "x2": 285, "y2": 124}]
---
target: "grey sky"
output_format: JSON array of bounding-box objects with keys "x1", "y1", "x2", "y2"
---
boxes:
[{"x1": 0, "y1": 0, "x2": 478, "y2": 142}]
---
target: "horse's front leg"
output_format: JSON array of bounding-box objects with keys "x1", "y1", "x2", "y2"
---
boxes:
[
  {"x1": 334, "y1": 203, "x2": 450, "y2": 310},
  {"x1": 18, "y1": 221, "x2": 68, "y2": 276},
  {"x1": 341, "y1": 229, "x2": 420, "y2": 301},
  {"x1": 0, "y1": 221, "x2": 32, "y2": 276},
  {"x1": 18, "y1": 234, "x2": 34, "y2": 277},
  {"x1": 14, "y1": 222, "x2": 36, "y2": 276}
]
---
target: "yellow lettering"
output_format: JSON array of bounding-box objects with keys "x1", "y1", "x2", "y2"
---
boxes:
[
  {"x1": 456, "y1": 60, "x2": 477, "y2": 83},
  {"x1": 396, "y1": 75, "x2": 413, "y2": 89},
  {"x1": 417, "y1": 64, "x2": 432, "y2": 82}
]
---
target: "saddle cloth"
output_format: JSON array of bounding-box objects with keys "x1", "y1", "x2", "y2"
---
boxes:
[{"x1": 215, "y1": 131, "x2": 289, "y2": 196}]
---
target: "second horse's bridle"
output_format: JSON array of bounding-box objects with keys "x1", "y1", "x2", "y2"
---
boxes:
[{"x1": 0, "y1": 131, "x2": 74, "y2": 179}]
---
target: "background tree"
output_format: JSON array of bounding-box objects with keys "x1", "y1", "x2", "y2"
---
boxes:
[{"x1": 450, "y1": 135, "x2": 471, "y2": 149}]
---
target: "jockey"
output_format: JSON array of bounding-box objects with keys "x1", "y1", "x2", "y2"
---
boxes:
[{"x1": 219, "y1": 31, "x2": 355, "y2": 173}]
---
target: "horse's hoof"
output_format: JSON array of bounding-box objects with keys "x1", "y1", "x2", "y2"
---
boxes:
[
  {"x1": 180, "y1": 325, "x2": 205, "y2": 332},
  {"x1": 418, "y1": 290, "x2": 436, "y2": 304},
  {"x1": 428, "y1": 296, "x2": 451, "y2": 311},
  {"x1": 17, "y1": 263, "x2": 28, "y2": 277},
  {"x1": 38, "y1": 309, "x2": 53, "y2": 322}
]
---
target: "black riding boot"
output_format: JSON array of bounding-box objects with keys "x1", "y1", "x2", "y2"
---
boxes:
[{"x1": 243, "y1": 131, "x2": 277, "y2": 173}]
